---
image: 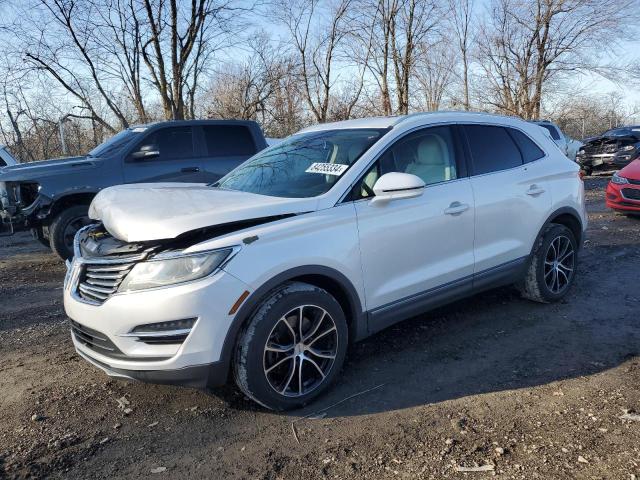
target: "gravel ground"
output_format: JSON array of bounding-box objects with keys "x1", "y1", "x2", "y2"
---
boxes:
[{"x1": 1, "y1": 177, "x2": 639, "y2": 479}]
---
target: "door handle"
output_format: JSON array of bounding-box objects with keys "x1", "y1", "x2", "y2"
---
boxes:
[
  {"x1": 444, "y1": 201, "x2": 470, "y2": 216},
  {"x1": 526, "y1": 184, "x2": 545, "y2": 196},
  {"x1": 181, "y1": 166, "x2": 200, "y2": 173}
]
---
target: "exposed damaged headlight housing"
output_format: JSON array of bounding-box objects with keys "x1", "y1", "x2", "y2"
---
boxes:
[
  {"x1": 611, "y1": 172, "x2": 629, "y2": 185},
  {"x1": 619, "y1": 145, "x2": 636, "y2": 152},
  {"x1": 119, "y1": 248, "x2": 235, "y2": 292}
]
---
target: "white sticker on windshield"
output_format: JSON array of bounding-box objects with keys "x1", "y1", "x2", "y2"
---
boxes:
[{"x1": 305, "y1": 162, "x2": 349, "y2": 176}]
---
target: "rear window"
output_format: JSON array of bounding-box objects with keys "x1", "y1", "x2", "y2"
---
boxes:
[
  {"x1": 203, "y1": 125, "x2": 256, "y2": 156},
  {"x1": 464, "y1": 125, "x2": 523, "y2": 175},
  {"x1": 508, "y1": 129, "x2": 545, "y2": 163},
  {"x1": 538, "y1": 123, "x2": 561, "y2": 140}
]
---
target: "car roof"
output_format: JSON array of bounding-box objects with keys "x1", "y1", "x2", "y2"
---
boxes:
[
  {"x1": 530, "y1": 120, "x2": 556, "y2": 125},
  {"x1": 298, "y1": 111, "x2": 533, "y2": 133},
  {"x1": 128, "y1": 119, "x2": 260, "y2": 130}
]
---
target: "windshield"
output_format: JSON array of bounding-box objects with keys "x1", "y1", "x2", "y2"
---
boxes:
[
  {"x1": 216, "y1": 128, "x2": 386, "y2": 198},
  {"x1": 88, "y1": 128, "x2": 145, "y2": 157}
]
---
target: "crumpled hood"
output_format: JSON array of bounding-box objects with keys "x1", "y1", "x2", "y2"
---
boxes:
[
  {"x1": 582, "y1": 134, "x2": 639, "y2": 147},
  {"x1": 0, "y1": 156, "x2": 98, "y2": 181},
  {"x1": 89, "y1": 183, "x2": 319, "y2": 242}
]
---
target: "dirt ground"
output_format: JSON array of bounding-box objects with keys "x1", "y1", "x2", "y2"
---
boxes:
[{"x1": 1, "y1": 177, "x2": 639, "y2": 479}]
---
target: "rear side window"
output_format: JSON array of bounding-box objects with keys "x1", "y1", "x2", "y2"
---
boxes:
[
  {"x1": 465, "y1": 125, "x2": 523, "y2": 175},
  {"x1": 539, "y1": 124, "x2": 560, "y2": 140},
  {"x1": 508, "y1": 129, "x2": 545, "y2": 163},
  {"x1": 203, "y1": 125, "x2": 256, "y2": 156}
]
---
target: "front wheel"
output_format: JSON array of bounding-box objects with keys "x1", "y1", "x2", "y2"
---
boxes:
[
  {"x1": 233, "y1": 282, "x2": 348, "y2": 410},
  {"x1": 518, "y1": 224, "x2": 578, "y2": 303},
  {"x1": 48, "y1": 205, "x2": 91, "y2": 260}
]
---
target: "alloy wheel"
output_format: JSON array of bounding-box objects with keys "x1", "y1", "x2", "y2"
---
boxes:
[
  {"x1": 263, "y1": 305, "x2": 338, "y2": 397},
  {"x1": 544, "y1": 235, "x2": 575, "y2": 294}
]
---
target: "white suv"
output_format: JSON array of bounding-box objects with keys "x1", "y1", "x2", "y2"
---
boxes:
[{"x1": 64, "y1": 112, "x2": 587, "y2": 410}]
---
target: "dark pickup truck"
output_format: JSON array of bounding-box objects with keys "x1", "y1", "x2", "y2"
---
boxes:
[
  {"x1": 576, "y1": 126, "x2": 640, "y2": 174},
  {"x1": 0, "y1": 120, "x2": 268, "y2": 259}
]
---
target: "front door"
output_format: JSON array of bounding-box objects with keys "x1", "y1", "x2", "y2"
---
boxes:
[
  {"x1": 124, "y1": 126, "x2": 205, "y2": 184},
  {"x1": 351, "y1": 125, "x2": 475, "y2": 332}
]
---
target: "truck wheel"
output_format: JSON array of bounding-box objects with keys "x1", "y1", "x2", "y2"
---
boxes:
[
  {"x1": 49, "y1": 205, "x2": 91, "y2": 260},
  {"x1": 233, "y1": 282, "x2": 348, "y2": 410},
  {"x1": 517, "y1": 224, "x2": 578, "y2": 303}
]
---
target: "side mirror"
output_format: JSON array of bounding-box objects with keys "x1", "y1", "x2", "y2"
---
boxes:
[
  {"x1": 131, "y1": 144, "x2": 160, "y2": 160},
  {"x1": 371, "y1": 172, "x2": 425, "y2": 205}
]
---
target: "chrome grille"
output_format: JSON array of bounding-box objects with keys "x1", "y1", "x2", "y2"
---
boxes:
[{"x1": 77, "y1": 260, "x2": 137, "y2": 304}]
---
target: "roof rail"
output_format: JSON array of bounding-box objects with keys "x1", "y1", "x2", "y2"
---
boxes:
[{"x1": 392, "y1": 110, "x2": 523, "y2": 127}]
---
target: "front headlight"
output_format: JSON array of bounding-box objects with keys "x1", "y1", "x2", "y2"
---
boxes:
[
  {"x1": 119, "y1": 248, "x2": 234, "y2": 292},
  {"x1": 619, "y1": 145, "x2": 636, "y2": 152},
  {"x1": 611, "y1": 172, "x2": 629, "y2": 185}
]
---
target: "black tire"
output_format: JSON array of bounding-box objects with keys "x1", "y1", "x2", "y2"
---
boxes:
[
  {"x1": 233, "y1": 282, "x2": 348, "y2": 411},
  {"x1": 517, "y1": 224, "x2": 578, "y2": 303},
  {"x1": 48, "y1": 205, "x2": 91, "y2": 260}
]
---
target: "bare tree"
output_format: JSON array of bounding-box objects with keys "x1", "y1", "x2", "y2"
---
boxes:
[
  {"x1": 22, "y1": 0, "x2": 131, "y2": 132},
  {"x1": 477, "y1": 0, "x2": 636, "y2": 119},
  {"x1": 205, "y1": 35, "x2": 285, "y2": 120},
  {"x1": 413, "y1": 40, "x2": 456, "y2": 111},
  {"x1": 447, "y1": 0, "x2": 474, "y2": 110},
  {"x1": 390, "y1": 0, "x2": 438, "y2": 114},
  {"x1": 98, "y1": 0, "x2": 149, "y2": 123},
  {"x1": 352, "y1": 0, "x2": 438, "y2": 115},
  {"x1": 271, "y1": 0, "x2": 365, "y2": 123},
  {"x1": 16, "y1": 0, "x2": 245, "y2": 131}
]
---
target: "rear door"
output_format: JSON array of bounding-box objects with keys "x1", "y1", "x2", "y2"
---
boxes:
[
  {"x1": 463, "y1": 124, "x2": 552, "y2": 274},
  {"x1": 123, "y1": 126, "x2": 205, "y2": 183},
  {"x1": 199, "y1": 125, "x2": 259, "y2": 183}
]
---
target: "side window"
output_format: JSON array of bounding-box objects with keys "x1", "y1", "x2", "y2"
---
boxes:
[
  {"x1": 203, "y1": 125, "x2": 256, "y2": 156},
  {"x1": 132, "y1": 127, "x2": 194, "y2": 160},
  {"x1": 350, "y1": 125, "x2": 459, "y2": 200},
  {"x1": 508, "y1": 128, "x2": 545, "y2": 163},
  {"x1": 465, "y1": 125, "x2": 523, "y2": 175}
]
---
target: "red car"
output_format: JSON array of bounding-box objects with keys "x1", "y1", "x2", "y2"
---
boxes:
[{"x1": 606, "y1": 159, "x2": 640, "y2": 214}]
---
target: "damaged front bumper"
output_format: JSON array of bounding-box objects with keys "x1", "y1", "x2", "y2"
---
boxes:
[
  {"x1": 0, "y1": 181, "x2": 49, "y2": 236},
  {"x1": 64, "y1": 224, "x2": 250, "y2": 389},
  {"x1": 575, "y1": 153, "x2": 635, "y2": 171}
]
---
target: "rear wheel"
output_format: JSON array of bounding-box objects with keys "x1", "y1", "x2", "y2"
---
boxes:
[
  {"x1": 49, "y1": 205, "x2": 91, "y2": 260},
  {"x1": 233, "y1": 282, "x2": 348, "y2": 410},
  {"x1": 518, "y1": 224, "x2": 578, "y2": 303}
]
